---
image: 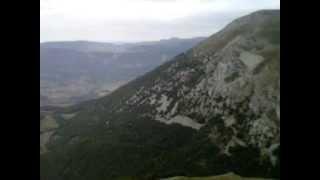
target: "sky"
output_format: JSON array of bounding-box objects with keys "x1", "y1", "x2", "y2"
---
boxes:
[{"x1": 40, "y1": 0, "x2": 280, "y2": 43}]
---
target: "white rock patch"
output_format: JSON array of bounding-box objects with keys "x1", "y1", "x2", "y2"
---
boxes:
[
  {"x1": 149, "y1": 94, "x2": 157, "y2": 105},
  {"x1": 156, "y1": 94, "x2": 172, "y2": 113},
  {"x1": 155, "y1": 115, "x2": 203, "y2": 130},
  {"x1": 40, "y1": 116, "x2": 59, "y2": 132},
  {"x1": 61, "y1": 113, "x2": 77, "y2": 120},
  {"x1": 224, "y1": 116, "x2": 236, "y2": 127},
  {"x1": 170, "y1": 102, "x2": 179, "y2": 116},
  {"x1": 239, "y1": 51, "x2": 264, "y2": 71},
  {"x1": 40, "y1": 131, "x2": 55, "y2": 154},
  {"x1": 167, "y1": 115, "x2": 203, "y2": 130},
  {"x1": 268, "y1": 143, "x2": 280, "y2": 166}
]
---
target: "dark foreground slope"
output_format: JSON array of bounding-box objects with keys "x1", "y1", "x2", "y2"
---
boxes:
[
  {"x1": 163, "y1": 172, "x2": 275, "y2": 180},
  {"x1": 40, "y1": 10, "x2": 280, "y2": 180}
]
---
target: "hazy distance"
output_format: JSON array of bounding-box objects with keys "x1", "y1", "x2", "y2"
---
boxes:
[{"x1": 40, "y1": 0, "x2": 280, "y2": 43}]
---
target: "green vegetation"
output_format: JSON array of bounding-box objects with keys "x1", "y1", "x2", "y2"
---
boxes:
[
  {"x1": 257, "y1": 17, "x2": 280, "y2": 45},
  {"x1": 41, "y1": 111, "x2": 279, "y2": 180}
]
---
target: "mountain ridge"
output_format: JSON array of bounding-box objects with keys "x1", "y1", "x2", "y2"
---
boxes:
[{"x1": 41, "y1": 10, "x2": 280, "y2": 180}]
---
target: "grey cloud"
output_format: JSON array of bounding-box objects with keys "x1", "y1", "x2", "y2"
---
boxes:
[
  {"x1": 40, "y1": 0, "x2": 280, "y2": 42},
  {"x1": 41, "y1": 9, "x2": 252, "y2": 42}
]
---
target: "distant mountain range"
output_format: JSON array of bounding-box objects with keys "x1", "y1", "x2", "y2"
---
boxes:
[
  {"x1": 40, "y1": 37, "x2": 206, "y2": 107},
  {"x1": 41, "y1": 10, "x2": 279, "y2": 180}
]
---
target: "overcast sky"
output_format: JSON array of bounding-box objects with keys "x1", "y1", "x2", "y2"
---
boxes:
[{"x1": 40, "y1": 0, "x2": 280, "y2": 43}]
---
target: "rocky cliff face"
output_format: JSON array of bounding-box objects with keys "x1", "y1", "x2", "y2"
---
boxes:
[{"x1": 41, "y1": 10, "x2": 280, "y2": 180}]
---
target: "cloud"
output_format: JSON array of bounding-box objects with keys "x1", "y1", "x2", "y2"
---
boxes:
[{"x1": 40, "y1": 0, "x2": 280, "y2": 42}]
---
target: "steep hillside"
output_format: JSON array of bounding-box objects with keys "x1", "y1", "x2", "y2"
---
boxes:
[{"x1": 40, "y1": 10, "x2": 280, "y2": 180}]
